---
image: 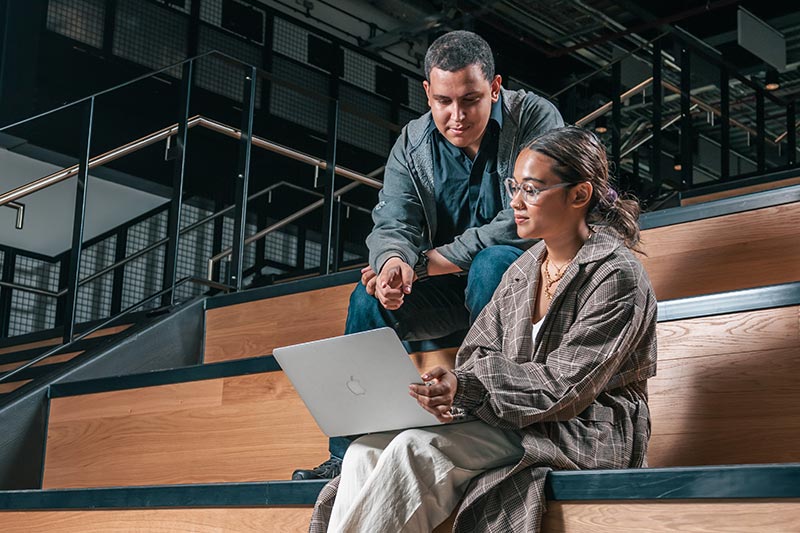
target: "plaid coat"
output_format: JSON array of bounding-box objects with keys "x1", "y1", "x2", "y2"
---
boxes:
[{"x1": 310, "y1": 227, "x2": 658, "y2": 532}]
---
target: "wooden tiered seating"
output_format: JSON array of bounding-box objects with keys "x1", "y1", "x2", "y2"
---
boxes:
[
  {"x1": 2, "y1": 187, "x2": 798, "y2": 531},
  {"x1": 204, "y1": 188, "x2": 800, "y2": 363},
  {"x1": 2, "y1": 465, "x2": 798, "y2": 532},
  {"x1": 638, "y1": 199, "x2": 800, "y2": 300},
  {"x1": 681, "y1": 175, "x2": 800, "y2": 206},
  {"x1": 648, "y1": 302, "x2": 800, "y2": 466}
]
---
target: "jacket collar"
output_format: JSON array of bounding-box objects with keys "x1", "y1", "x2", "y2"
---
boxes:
[{"x1": 516, "y1": 226, "x2": 626, "y2": 285}]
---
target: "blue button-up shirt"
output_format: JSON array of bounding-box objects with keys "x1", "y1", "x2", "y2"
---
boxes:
[{"x1": 430, "y1": 94, "x2": 505, "y2": 248}]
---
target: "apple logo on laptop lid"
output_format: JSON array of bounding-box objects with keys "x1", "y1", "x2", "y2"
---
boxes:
[{"x1": 346, "y1": 375, "x2": 366, "y2": 396}]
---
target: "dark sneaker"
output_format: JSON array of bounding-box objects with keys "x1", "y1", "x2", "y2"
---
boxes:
[{"x1": 291, "y1": 456, "x2": 342, "y2": 480}]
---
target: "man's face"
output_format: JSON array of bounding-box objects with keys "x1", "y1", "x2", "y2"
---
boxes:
[{"x1": 423, "y1": 65, "x2": 502, "y2": 159}]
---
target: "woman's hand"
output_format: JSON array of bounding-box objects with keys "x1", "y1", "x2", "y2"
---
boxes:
[{"x1": 409, "y1": 366, "x2": 458, "y2": 423}]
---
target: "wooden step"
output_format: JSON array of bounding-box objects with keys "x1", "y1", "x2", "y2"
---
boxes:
[
  {"x1": 648, "y1": 288, "x2": 800, "y2": 467},
  {"x1": 638, "y1": 200, "x2": 800, "y2": 300},
  {"x1": 2, "y1": 465, "x2": 798, "y2": 532},
  {"x1": 0, "y1": 324, "x2": 131, "y2": 357},
  {"x1": 204, "y1": 284, "x2": 353, "y2": 363},
  {"x1": 203, "y1": 191, "x2": 799, "y2": 363},
  {"x1": 42, "y1": 348, "x2": 457, "y2": 489},
  {"x1": 681, "y1": 175, "x2": 800, "y2": 206}
]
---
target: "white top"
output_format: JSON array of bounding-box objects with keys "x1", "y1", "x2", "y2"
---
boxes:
[{"x1": 531, "y1": 317, "x2": 544, "y2": 345}]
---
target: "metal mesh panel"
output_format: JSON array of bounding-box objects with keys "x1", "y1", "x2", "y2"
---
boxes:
[
  {"x1": 155, "y1": 0, "x2": 192, "y2": 15},
  {"x1": 75, "y1": 235, "x2": 116, "y2": 323},
  {"x1": 174, "y1": 204, "x2": 214, "y2": 301},
  {"x1": 398, "y1": 107, "x2": 420, "y2": 128},
  {"x1": 272, "y1": 17, "x2": 308, "y2": 64},
  {"x1": 196, "y1": 25, "x2": 263, "y2": 106},
  {"x1": 122, "y1": 210, "x2": 168, "y2": 311},
  {"x1": 339, "y1": 84, "x2": 392, "y2": 155},
  {"x1": 303, "y1": 239, "x2": 321, "y2": 271},
  {"x1": 343, "y1": 48, "x2": 376, "y2": 92},
  {"x1": 270, "y1": 56, "x2": 329, "y2": 133},
  {"x1": 199, "y1": 0, "x2": 223, "y2": 25},
  {"x1": 407, "y1": 76, "x2": 428, "y2": 114},
  {"x1": 9, "y1": 256, "x2": 60, "y2": 336},
  {"x1": 46, "y1": 0, "x2": 105, "y2": 49},
  {"x1": 113, "y1": 0, "x2": 188, "y2": 78},
  {"x1": 263, "y1": 229, "x2": 298, "y2": 267}
]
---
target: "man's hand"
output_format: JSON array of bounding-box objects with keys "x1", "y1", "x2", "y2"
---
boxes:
[
  {"x1": 375, "y1": 257, "x2": 414, "y2": 310},
  {"x1": 361, "y1": 265, "x2": 378, "y2": 296},
  {"x1": 409, "y1": 366, "x2": 458, "y2": 423}
]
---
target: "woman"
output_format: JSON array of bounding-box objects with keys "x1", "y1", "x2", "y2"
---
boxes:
[{"x1": 310, "y1": 126, "x2": 658, "y2": 533}]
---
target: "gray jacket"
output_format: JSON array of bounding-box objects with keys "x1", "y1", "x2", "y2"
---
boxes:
[{"x1": 367, "y1": 87, "x2": 564, "y2": 273}]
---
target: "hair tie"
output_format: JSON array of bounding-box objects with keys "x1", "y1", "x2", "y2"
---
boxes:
[{"x1": 606, "y1": 188, "x2": 619, "y2": 205}]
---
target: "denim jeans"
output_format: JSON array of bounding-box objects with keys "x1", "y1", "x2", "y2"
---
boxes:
[{"x1": 330, "y1": 245, "x2": 524, "y2": 460}]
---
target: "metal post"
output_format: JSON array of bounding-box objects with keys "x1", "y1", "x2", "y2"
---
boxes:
[
  {"x1": 161, "y1": 60, "x2": 193, "y2": 306},
  {"x1": 680, "y1": 46, "x2": 693, "y2": 189},
  {"x1": 255, "y1": 203, "x2": 267, "y2": 277},
  {"x1": 320, "y1": 94, "x2": 340, "y2": 275},
  {"x1": 788, "y1": 101, "x2": 796, "y2": 167},
  {"x1": 55, "y1": 254, "x2": 69, "y2": 329},
  {"x1": 332, "y1": 196, "x2": 343, "y2": 273},
  {"x1": 230, "y1": 65, "x2": 257, "y2": 291},
  {"x1": 0, "y1": 248, "x2": 15, "y2": 338},
  {"x1": 611, "y1": 61, "x2": 622, "y2": 188},
  {"x1": 102, "y1": 0, "x2": 118, "y2": 55},
  {"x1": 651, "y1": 39, "x2": 662, "y2": 194},
  {"x1": 62, "y1": 98, "x2": 94, "y2": 344},
  {"x1": 756, "y1": 89, "x2": 765, "y2": 173},
  {"x1": 211, "y1": 199, "x2": 224, "y2": 283},
  {"x1": 110, "y1": 227, "x2": 127, "y2": 315},
  {"x1": 720, "y1": 69, "x2": 730, "y2": 180},
  {"x1": 296, "y1": 226, "x2": 307, "y2": 271}
]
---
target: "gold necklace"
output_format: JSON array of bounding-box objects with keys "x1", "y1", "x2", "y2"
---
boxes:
[{"x1": 542, "y1": 256, "x2": 572, "y2": 301}]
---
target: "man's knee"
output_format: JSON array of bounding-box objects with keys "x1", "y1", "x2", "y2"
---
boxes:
[
  {"x1": 465, "y1": 246, "x2": 523, "y2": 320},
  {"x1": 345, "y1": 283, "x2": 388, "y2": 334},
  {"x1": 470, "y1": 245, "x2": 524, "y2": 277}
]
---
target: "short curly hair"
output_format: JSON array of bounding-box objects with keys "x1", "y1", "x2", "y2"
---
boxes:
[{"x1": 424, "y1": 30, "x2": 495, "y2": 82}]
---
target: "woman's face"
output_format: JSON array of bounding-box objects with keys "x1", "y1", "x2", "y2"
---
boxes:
[{"x1": 510, "y1": 149, "x2": 582, "y2": 240}]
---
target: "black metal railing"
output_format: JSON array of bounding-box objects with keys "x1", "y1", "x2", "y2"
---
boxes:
[
  {"x1": 0, "y1": 49, "x2": 389, "y2": 359},
  {"x1": 564, "y1": 29, "x2": 797, "y2": 204}
]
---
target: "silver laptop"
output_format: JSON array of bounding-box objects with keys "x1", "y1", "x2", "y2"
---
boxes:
[{"x1": 272, "y1": 327, "x2": 446, "y2": 437}]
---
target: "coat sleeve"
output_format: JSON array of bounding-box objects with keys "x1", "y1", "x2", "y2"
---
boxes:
[
  {"x1": 366, "y1": 133, "x2": 427, "y2": 273},
  {"x1": 452, "y1": 267, "x2": 645, "y2": 430},
  {"x1": 436, "y1": 208, "x2": 532, "y2": 270}
]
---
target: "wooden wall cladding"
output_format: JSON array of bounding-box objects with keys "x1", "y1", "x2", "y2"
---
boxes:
[
  {"x1": 541, "y1": 499, "x2": 800, "y2": 532},
  {"x1": 204, "y1": 284, "x2": 354, "y2": 363},
  {"x1": 647, "y1": 305, "x2": 800, "y2": 467},
  {"x1": 681, "y1": 177, "x2": 800, "y2": 206},
  {"x1": 0, "y1": 508, "x2": 314, "y2": 533},
  {"x1": 638, "y1": 202, "x2": 800, "y2": 300},
  {"x1": 204, "y1": 202, "x2": 798, "y2": 363},
  {"x1": 0, "y1": 324, "x2": 130, "y2": 356},
  {"x1": 43, "y1": 372, "x2": 329, "y2": 489}
]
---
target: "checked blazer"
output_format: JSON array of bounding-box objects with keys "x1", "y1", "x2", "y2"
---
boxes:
[{"x1": 310, "y1": 227, "x2": 658, "y2": 532}]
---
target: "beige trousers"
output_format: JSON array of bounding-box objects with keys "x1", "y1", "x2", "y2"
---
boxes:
[{"x1": 327, "y1": 420, "x2": 524, "y2": 533}]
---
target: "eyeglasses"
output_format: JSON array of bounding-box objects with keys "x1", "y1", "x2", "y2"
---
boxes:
[{"x1": 503, "y1": 178, "x2": 575, "y2": 205}]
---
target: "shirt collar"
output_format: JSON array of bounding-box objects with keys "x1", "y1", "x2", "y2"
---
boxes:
[{"x1": 490, "y1": 91, "x2": 503, "y2": 129}]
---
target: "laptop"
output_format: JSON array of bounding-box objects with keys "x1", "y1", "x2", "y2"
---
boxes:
[{"x1": 273, "y1": 327, "x2": 448, "y2": 437}]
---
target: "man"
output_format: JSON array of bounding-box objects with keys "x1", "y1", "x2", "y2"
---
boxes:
[{"x1": 293, "y1": 30, "x2": 563, "y2": 481}]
